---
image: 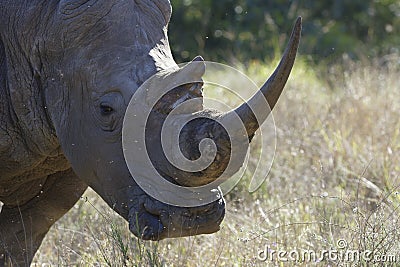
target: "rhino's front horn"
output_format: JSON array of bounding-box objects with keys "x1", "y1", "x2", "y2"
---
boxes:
[
  {"x1": 225, "y1": 17, "x2": 302, "y2": 138},
  {"x1": 156, "y1": 17, "x2": 302, "y2": 188}
]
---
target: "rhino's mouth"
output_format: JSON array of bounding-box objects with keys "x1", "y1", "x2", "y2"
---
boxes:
[{"x1": 128, "y1": 192, "x2": 225, "y2": 241}]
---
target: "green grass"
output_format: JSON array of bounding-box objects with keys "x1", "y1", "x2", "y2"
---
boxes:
[{"x1": 33, "y1": 56, "x2": 400, "y2": 266}]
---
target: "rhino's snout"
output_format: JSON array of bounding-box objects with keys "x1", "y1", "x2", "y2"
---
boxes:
[{"x1": 128, "y1": 196, "x2": 225, "y2": 241}]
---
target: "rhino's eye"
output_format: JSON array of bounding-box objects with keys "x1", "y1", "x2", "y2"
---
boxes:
[{"x1": 100, "y1": 103, "x2": 114, "y2": 116}]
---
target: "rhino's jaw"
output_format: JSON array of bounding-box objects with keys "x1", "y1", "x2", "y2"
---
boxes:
[{"x1": 128, "y1": 195, "x2": 225, "y2": 241}]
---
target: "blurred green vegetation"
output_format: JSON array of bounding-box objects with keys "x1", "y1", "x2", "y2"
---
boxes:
[{"x1": 169, "y1": 0, "x2": 400, "y2": 64}]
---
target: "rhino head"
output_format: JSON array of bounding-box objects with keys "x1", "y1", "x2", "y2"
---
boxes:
[{"x1": 38, "y1": 0, "x2": 301, "y2": 240}]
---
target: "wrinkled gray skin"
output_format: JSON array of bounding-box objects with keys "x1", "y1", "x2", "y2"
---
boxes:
[{"x1": 0, "y1": 0, "x2": 301, "y2": 265}]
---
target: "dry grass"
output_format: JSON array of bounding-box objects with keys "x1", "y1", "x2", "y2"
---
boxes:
[{"x1": 33, "y1": 56, "x2": 400, "y2": 266}]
